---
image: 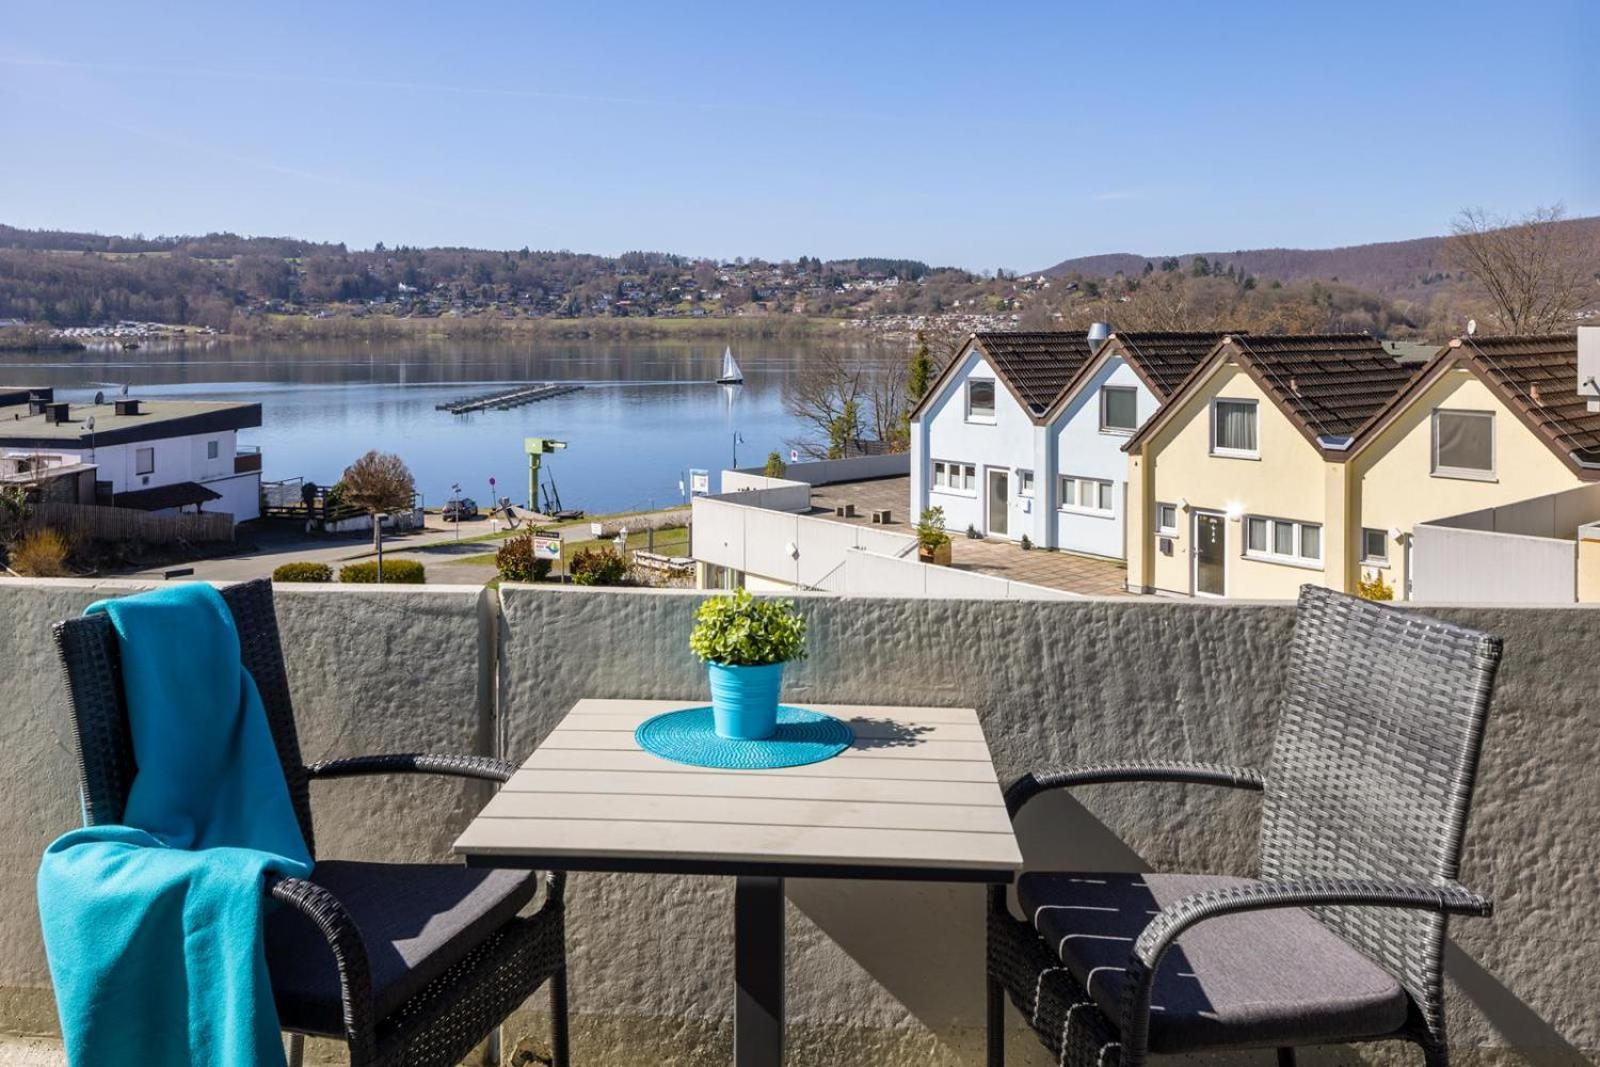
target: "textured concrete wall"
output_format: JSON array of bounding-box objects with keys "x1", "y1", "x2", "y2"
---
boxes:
[
  {"x1": 0, "y1": 579, "x2": 1594, "y2": 1066},
  {"x1": 498, "y1": 586, "x2": 1598, "y2": 1067}
]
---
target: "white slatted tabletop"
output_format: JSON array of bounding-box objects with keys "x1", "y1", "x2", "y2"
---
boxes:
[{"x1": 455, "y1": 698, "x2": 1022, "y2": 882}]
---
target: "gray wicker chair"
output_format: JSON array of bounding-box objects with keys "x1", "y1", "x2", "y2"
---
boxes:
[
  {"x1": 987, "y1": 585, "x2": 1500, "y2": 1067},
  {"x1": 51, "y1": 578, "x2": 569, "y2": 1067}
]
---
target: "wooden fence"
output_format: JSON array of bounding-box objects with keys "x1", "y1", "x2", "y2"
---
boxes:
[{"x1": 26, "y1": 502, "x2": 235, "y2": 545}]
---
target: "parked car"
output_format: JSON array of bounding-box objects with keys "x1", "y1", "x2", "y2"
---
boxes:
[{"x1": 442, "y1": 497, "x2": 479, "y2": 522}]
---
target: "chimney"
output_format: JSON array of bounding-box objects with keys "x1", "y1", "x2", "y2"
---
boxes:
[
  {"x1": 114, "y1": 398, "x2": 141, "y2": 416},
  {"x1": 1087, "y1": 321, "x2": 1111, "y2": 346}
]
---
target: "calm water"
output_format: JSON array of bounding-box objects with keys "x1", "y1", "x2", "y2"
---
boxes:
[{"x1": 0, "y1": 338, "x2": 852, "y2": 513}]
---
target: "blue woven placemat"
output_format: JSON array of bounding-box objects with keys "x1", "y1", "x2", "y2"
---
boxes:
[{"x1": 634, "y1": 706, "x2": 854, "y2": 770}]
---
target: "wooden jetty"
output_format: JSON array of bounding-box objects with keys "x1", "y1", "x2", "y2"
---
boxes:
[{"x1": 436, "y1": 383, "x2": 584, "y2": 415}]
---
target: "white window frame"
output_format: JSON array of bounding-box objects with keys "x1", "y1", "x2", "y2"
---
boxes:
[
  {"x1": 1059, "y1": 475, "x2": 1114, "y2": 517},
  {"x1": 1431, "y1": 409, "x2": 1496, "y2": 481},
  {"x1": 1099, "y1": 385, "x2": 1139, "y2": 435},
  {"x1": 1156, "y1": 502, "x2": 1179, "y2": 535},
  {"x1": 932, "y1": 459, "x2": 976, "y2": 496},
  {"x1": 1243, "y1": 515, "x2": 1323, "y2": 569},
  {"x1": 1361, "y1": 527, "x2": 1390, "y2": 566},
  {"x1": 1017, "y1": 469, "x2": 1034, "y2": 496},
  {"x1": 965, "y1": 378, "x2": 997, "y2": 423},
  {"x1": 135, "y1": 447, "x2": 155, "y2": 475},
  {"x1": 1210, "y1": 397, "x2": 1260, "y2": 459}
]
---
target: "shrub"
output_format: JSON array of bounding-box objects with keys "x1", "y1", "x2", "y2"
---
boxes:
[
  {"x1": 339, "y1": 559, "x2": 426, "y2": 584},
  {"x1": 272, "y1": 562, "x2": 333, "y2": 583},
  {"x1": 763, "y1": 451, "x2": 787, "y2": 478},
  {"x1": 1356, "y1": 569, "x2": 1395, "y2": 601},
  {"x1": 496, "y1": 533, "x2": 553, "y2": 583},
  {"x1": 9, "y1": 527, "x2": 70, "y2": 576},
  {"x1": 916, "y1": 507, "x2": 950, "y2": 550},
  {"x1": 690, "y1": 589, "x2": 807, "y2": 666},
  {"x1": 570, "y1": 547, "x2": 628, "y2": 586}
]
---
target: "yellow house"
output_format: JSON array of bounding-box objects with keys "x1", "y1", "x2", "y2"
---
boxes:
[{"x1": 1123, "y1": 333, "x2": 1595, "y2": 599}]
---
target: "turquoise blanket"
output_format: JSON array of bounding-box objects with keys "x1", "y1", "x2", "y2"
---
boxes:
[{"x1": 38, "y1": 584, "x2": 313, "y2": 1066}]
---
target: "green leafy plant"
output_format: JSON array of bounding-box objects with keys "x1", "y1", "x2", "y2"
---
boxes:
[
  {"x1": 763, "y1": 451, "x2": 787, "y2": 478},
  {"x1": 916, "y1": 507, "x2": 950, "y2": 550},
  {"x1": 339, "y1": 559, "x2": 426, "y2": 584},
  {"x1": 272, "y1": 562, "x2": 333, "y2": 583},
  {"x1": 496, "y1": 533, "x2": 553, "y2": 583},
  {"x1": 570, "y1": 546, "x2": 628, "y2": 586},
  {"x1": 689, "y1": 589, "x2": 807, "y2": 667}
]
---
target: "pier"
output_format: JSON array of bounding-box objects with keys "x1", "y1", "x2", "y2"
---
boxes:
[{"x1": 436, "y1": 382, "x2": 584, "y2": 414}]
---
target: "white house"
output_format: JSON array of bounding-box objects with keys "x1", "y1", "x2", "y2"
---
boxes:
[
  {"x1": 908, "y1": 330, "x2": 1228, "y2": 559},
  {"x1": 0, "y1": 388, "x2": 264, "y2": 522}
]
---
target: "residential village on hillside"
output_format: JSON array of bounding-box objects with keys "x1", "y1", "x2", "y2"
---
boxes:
[{"x1": 691, "y1": 325, "x2": 1600, "y2": 606}]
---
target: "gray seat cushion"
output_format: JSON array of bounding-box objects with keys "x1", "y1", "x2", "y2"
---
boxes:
[
  {"x1": 1015, "y1": 871, "x2": 1410, "y2": 1052},
  {"x1": 267, "y1": 860, "x2": 540, "y2": 1035}
]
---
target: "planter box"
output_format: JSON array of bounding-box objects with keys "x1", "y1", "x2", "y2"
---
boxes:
[{"x1": 918, "y1": 542, "x2": 952, "y2": 566}]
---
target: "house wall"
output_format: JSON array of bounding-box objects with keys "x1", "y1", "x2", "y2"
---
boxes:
[
  {"x1": 1049, "y1": 356, "x2": 1156, "y2": 559},
  {"x1": 1140, "y1": 365, "x2": 1331, "y2": 599},
  {"x1": 1351, "y1": 370, "x2": 1586, "y2": 599},
  {"x1": 51, "y1": 429, "x2": 239, "y2": 496},
  {"x1": 919, "y1": 346, "x2": 1038, "y2": 540}
]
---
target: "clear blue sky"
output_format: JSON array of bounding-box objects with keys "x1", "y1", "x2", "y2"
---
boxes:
[{"x1": 2, "y1": 1, "x2": 1594, "y2": 271}]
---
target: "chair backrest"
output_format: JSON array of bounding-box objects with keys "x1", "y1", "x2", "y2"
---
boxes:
[
  {"x1": 1258, "y1": 585, "x2": 1501, "y2": 1038},
  {"x1": 51, "y1": 579, "x2": 317, "y2": 854}
]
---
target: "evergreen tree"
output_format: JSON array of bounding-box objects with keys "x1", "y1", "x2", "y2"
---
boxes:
[{"x1": 908, "y1": 332, "x2": 934, "y2": 403}]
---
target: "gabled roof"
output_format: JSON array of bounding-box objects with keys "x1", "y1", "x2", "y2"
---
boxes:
[
  {"x1": 1039, "y1": 332, "x2": 1235, "y2": 423},
  {"x1": 1123, "y1": 334, "x2": 1417, "y2": 454},
  {"x1": 1351, "y1": 333, "x2": 1600, "y2": 477},
  {"x1": 908, "y1": 331, "x2": 1097, "y2": 423}
]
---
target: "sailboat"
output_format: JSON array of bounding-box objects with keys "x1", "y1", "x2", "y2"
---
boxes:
[{"x1": 716, "y1": 346, "x2": 744, "y2": 385}]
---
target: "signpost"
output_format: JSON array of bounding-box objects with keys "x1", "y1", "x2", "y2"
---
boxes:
[
  {"x1": 534, "y1": 532, "x2": 563, "y2": 579},
  {"x1": 689, "y1": 468, "x2": 710, "y2": 497}
]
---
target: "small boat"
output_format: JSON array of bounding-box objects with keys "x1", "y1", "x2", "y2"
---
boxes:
[{"x1": 715, "y1": 346, "x2": 744, "y2": 385}]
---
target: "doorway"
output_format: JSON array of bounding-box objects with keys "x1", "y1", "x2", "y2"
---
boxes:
[
  {"x1": 1193, "y1": 510, "x2": 1226, "y2": 597},
  {"x1": 986, "y1": 468, "x2": 1008, "y2": 537}
]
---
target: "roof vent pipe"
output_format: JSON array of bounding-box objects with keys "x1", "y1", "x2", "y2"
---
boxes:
[{"x1": 1087, "y1": 322, "x2": 1111, "y2": 345}]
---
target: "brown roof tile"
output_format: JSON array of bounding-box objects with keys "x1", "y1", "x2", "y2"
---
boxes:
[
  {"x1": 1456, "y1": 334, "x2": 1600, "y2": 466},
  {"x1": 1107, "y1": 332, "x2": 1233, "y2": 398},
  {"x1": 972, "y1": 332, "x2": 1097, "y2": 415},
  {"x1": 1229, "y1": 334, "x2": 1418, "y2": 440}
]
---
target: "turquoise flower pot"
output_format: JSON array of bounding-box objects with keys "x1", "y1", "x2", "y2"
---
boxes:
[{"x1": 707, "y1": 661, "x2": 785, "y2": 739}]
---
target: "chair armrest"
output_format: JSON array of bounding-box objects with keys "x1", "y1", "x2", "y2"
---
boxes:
[
  {"x1": 1004, "y1": 760, "x2": 1264, "y2": 818},
  {"x1": 266, "y1": 875, "x2": 378, "y2": 1060},
  {"x1": 1116, "y1": 877, "x2": 1491, "y2": 1065},
  {"x1": 305, "y1": 752, "x2": 516, "y2": 783}
]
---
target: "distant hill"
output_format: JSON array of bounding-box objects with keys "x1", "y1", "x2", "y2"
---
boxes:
[{"x1": 1039, "y1": 216, "x2": 1600, "y2": 299}]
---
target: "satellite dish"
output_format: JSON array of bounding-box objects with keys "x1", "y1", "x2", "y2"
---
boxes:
[
  {"x1": 84, "y1": 417, "x2": 95, "y2": 431},
  {"x1": 94, "y1": 391, "x2": 104, "y2": 405},
  {"x1": 1467, "y1": 318, "x2": 1478, "y2": 336},
  {"x1": 120, "y1": 384, "x2": 130, "y2": 396}
]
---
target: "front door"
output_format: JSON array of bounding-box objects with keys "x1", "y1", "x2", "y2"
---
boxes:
[
  {"x1": 1193, "y1": 511, "x2": 1226, "y2": 597},
  {"x1": 987, "y1": 469, "x2": 1008, "y2": 537}
]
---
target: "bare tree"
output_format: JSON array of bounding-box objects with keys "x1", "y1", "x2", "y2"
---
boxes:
[
  {"x1": 783, "y1": 348, "x2": 914, "y2": 458},
  {"x1": 1446, "y1": 204, "x2": 1596, "y2": 334}
]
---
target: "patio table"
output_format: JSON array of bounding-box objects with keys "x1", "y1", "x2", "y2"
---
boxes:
[{"x1": 454, "y1": 698, "x2": 1023, "y2": 1067}]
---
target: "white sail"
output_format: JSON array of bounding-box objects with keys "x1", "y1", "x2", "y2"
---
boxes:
[{"x1": 719, "y1": 346, "x2": 744, "y2": 382}]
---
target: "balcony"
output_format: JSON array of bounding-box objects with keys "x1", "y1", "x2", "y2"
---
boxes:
[
  {"x1": 0, "y1": 579, "x2": 1592, "y2": 1063},
  {"x1": 235, "y1": 445, "x2": 263, "y2": 474}
]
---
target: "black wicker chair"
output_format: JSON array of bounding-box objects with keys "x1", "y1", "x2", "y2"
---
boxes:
[
  {"x1": 51, "y1": 578, "x2": 569, "y2": 1067},
  {"x1": 988, "y1": 585, "x2": 1501, "y2": 1067}
]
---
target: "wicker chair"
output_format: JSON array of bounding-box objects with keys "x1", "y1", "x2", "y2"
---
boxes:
[
  {"x1": 51, "y1": 578, "x2": 569, "y2": 1067},
  {"x1": 987, "y1": 585, "x2": 1501, "y2": 1067}
]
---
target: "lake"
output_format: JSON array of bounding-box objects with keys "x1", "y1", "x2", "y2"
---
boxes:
[{"x1": 0, "y1": 337, "x2": 867, "y2": 514}]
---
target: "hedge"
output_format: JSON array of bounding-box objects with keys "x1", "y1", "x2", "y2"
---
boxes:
[
  {"x1": 338, "y1": 559, "x2": 426, "y2": 584},
  {"x1": 272, "y1": 562, "x2": 333, "y2": 583}
]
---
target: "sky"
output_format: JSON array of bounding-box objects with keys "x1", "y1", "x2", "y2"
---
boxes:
[{"x1": 1, "y1": 1, "x2": 1595, "y2": 272}]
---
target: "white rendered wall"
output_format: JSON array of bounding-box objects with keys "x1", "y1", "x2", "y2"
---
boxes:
[
  {"x1": 1049, "y1": 357, "x2": 1158, "y2": 560},
  {"x1": 920, "y1": 349, "x2": 1040, "y2": 539}
]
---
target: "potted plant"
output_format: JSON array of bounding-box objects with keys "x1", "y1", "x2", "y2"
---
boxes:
[
  {"x1": 917, "y1": 506, "x2": 953, "y2": 565},
  {"x1": 689, "y1": 589, "x2": 807, "y2": 739}
]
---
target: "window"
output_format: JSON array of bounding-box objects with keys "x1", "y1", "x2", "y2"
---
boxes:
[
  {"x1": 135, "y1": 447, "x2": 155, "y2": 475},
  {"x1": 1100, "y1": 386, "x2": 1139, "y2": 433},
  {"x1": 933, "y1": 460, "x2": 976, "y2": 494},
  {"x1": 1212, "y1": 398, "x2": 1259, "y2": 456},
  {"x1": 1156, "y1": 503, "x2": 1178, "y2": 534},
  {"x1": 206, "y1": 439, "x2": 220, "y2": 460},
  {"x1": 1017, "y1": 469, "x2": 1035, "y2": 496},
  {"x1": 1362, "y1": 528, "x2": 1389, "y2": 565},
  {"x1": 1432, "y1": 410, "x2": 1494, "y2": 479},
  {"x1": 1059, "y1": 475, "x2": 1114, "y2": 515},
  {"x1": 966, "y1": 379, "x2": 996, "y2": 421},
  {"x1": 1244, "y1": 516, "x2": 1322, "y2": 566}
]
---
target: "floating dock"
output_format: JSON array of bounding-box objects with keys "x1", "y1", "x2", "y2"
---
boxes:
[{"x1": 436, "y1": 383, "x2": 584, "y2": 414}]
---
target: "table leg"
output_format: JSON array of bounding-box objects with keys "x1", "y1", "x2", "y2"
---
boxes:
[{"x1": 734, "y1": 875, "x2": 785, "y2": 1066}]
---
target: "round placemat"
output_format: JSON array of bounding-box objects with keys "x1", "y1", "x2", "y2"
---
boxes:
[{"x1": 634, "y1": 705, "x2": 854, "y2": 770}]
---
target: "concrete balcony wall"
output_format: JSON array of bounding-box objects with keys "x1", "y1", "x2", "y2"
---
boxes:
[{"x1": 0, "y1": 578, "x2": 1594, "y2": 1065}]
